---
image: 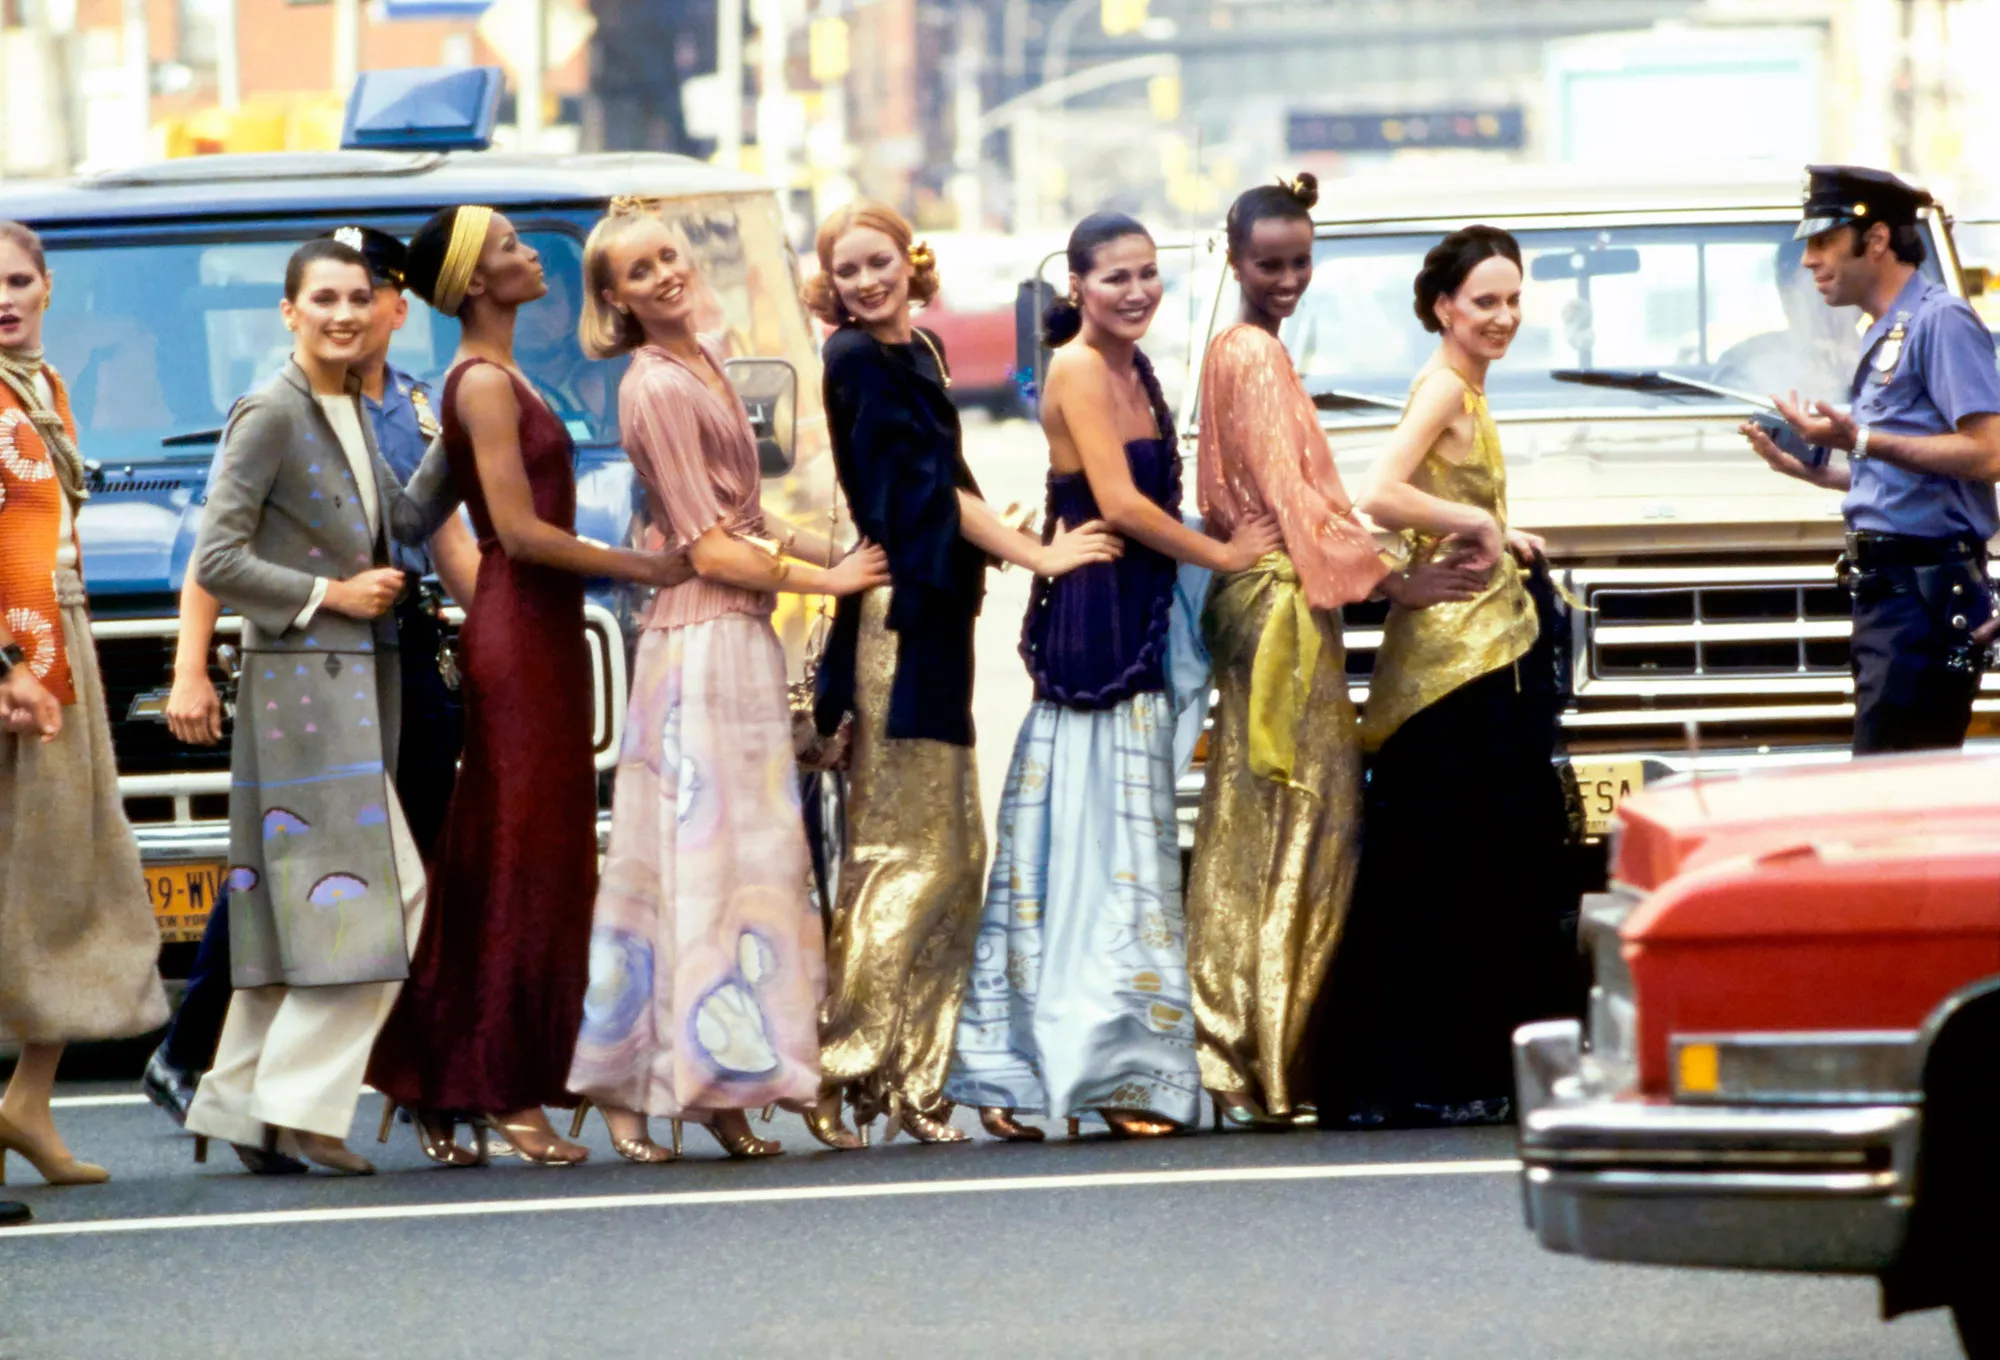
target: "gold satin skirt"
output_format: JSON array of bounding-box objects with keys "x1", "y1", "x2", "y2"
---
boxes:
[
  {"x1": 818, "y1": 587, "x2": 987, "y2": 1117},
  {"x1": 1183, "y1": 572, "x2": 1361, "y2": 1115}
]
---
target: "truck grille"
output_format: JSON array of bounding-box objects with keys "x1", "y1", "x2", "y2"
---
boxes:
[
  {"x1": 1320, "y1": 562, "x2": 1999, "y2": 757},
  {"x1": 93, "y1": 630, "x2": 232, "y2": 778}
]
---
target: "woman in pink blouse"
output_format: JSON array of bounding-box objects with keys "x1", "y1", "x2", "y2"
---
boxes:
[
  {"x1": 1184, "y1": 175, "x2": 1482, "y2": 1132},
  {"x1": 564, "y1": 203, "x2": 887, "y2": 1161}
]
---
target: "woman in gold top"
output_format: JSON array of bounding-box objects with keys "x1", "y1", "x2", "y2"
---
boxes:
[
  {"x1": 1187, "y1": 178, "x2": 1483, "y2": 1131},
  {"x1": 1315, "y1": 225, "x2": 1578, "y2": 1129}
]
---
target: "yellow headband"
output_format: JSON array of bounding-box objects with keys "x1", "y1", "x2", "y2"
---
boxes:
[{"x1": 431, "y1": 205, "x2": 494, "y2": 318}]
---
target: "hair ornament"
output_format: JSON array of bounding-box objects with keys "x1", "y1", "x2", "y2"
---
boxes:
[
  {"x1": 608, "y1": 194, "x2": 661, "y2": 218},
  {"x1": 907, "y1": 240, "x2": 936, "y2": 272},
  {"x1": 431, "y1": 204, "x2": 495, "y2": 318},
  {"x1": 1283, "y1": 172, "x2": 1320, "y2": 209}
]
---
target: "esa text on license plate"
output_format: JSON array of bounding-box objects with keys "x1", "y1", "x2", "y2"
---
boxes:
[
  {"x1": 1571, "y1": 760, "x2": 1645, "y2": 839},
  {"x1": 146, "y1": 862, "x2": 222, "y2": 944}
]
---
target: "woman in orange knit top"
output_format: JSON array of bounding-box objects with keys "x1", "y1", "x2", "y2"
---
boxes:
[{"x1": 0, "y1": 220, "x2": 167, "y2": 1189}]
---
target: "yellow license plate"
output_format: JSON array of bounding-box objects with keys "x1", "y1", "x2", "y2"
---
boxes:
[
  {"x1": 1571, "y1": 760, "x2": 1645, "y2": 839},
  {"x1": 146, "y1": 862, "x2": 222, "y2": 944}
]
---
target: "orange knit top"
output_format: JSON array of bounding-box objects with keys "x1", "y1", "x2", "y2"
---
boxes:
[{"x1": 0, "y1": 367, "x2": 81, "y2": 705}]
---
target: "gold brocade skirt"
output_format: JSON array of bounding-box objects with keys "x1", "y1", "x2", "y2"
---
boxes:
[
  {"x1": 818, "y1": 587, "x2": 986, "y2": 1116},
  {"x1": 1183, "y1": 567, "x2": 1360, "y2": 1114}
]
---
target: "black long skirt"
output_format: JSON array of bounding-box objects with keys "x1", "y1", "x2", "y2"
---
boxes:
[{"x1": 1312, "y1": 571, "x2": 1581, "y2": 1124}]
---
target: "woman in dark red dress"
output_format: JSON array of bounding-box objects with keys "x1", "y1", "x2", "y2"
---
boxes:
[{"x1": 367, "y1": 206, "x2": 684, "y2": 1166}]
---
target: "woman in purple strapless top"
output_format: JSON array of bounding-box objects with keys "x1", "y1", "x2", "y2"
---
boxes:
[{"x1": 944, "y1": 213, "x2": 1279, "y2": 1139}]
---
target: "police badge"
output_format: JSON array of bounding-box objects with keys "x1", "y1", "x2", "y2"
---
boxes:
[
  {"x1": 1872, "y1": 317, "x2": 1908, "y2": 385},
  {"x1": 409, "y1": 386, "x2": 442, "y2": 439}
]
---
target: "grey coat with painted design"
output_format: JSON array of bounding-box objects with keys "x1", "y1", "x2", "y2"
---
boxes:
[{"x1": 196, "y1": 361, "x2": 411, "y2": 989}]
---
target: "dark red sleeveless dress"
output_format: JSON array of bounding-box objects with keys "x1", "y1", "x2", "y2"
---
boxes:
[{"x1": 367, "y1": 359, "x2": 598, "y2": 1114}]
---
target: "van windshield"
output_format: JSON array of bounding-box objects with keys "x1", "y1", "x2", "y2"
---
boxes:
[
  {"x1": 1278, "y1": 220, "x2": 1933, "y2": 421},
  {"x1": 40, "y1": 227, "x2": 615, "y2": 464}
]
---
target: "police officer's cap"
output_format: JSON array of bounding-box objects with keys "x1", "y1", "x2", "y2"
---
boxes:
[
  {"x1": 316, "y1": 225, "x2": 408, "y2": 291},
  {"x1": 1796, "y1": 165, "x2": 1933, "y2": 241}
]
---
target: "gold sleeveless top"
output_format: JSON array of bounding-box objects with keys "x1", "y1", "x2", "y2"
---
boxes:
[{"x1": 1358, "y1": 362, "x2": 1538, "y2": 753}]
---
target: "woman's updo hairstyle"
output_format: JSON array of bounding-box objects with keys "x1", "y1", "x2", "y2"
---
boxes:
[
  {"x1": 283, "y1": 238, "x2": 369, "y2": 302},
  {"x1": 1413, "y1": 224, "x2": 1522, "y2": 334},
  {"x1": 1042, "y1": 211, "x2": 1153, "y2": 348},
  {"x1": 801, "y1": 199, "x2": 939, "y2": 327},
  {"x1": 1224, "y1": 172, "x2": 1318, "y2": 262},
  {"x1": 0, "y1": 221, "x2": 48, "y2": 278}
]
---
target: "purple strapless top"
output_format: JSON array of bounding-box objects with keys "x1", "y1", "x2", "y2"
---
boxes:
[{"x1": 1019, "y1": 435, "x2": 1181, "y2": 709}]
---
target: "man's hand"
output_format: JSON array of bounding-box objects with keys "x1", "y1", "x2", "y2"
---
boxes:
[
  {"x1": 0, "y1": 668, "x2": 62, "y2": 743},
  {"x1": 1741, "y1": 419, "x2": 1832, "y2": 485},
  {"x1": 164, "y1": 667, "x2": 224, "y2": 745},
  {"x1": 1773, "y1": 390, "x2": 1859, "y2": 452}
]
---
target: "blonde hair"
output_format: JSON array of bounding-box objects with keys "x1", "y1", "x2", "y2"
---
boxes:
[
  {"x1": 802, "y1": 199, "x2": 940, "y2": 327},
  {"x1": 579, "y1": 197, "x2": 670, "y2": 360}
]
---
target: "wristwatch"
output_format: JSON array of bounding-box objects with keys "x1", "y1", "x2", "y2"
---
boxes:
[
  {"x1": 1852, "y1": 423, "x2": 1872, "y2": 461},
  {"x1": 0, "y1": 642, "x2": 23, "y2": 678}
]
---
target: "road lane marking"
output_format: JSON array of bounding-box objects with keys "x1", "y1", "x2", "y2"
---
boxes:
[
  {"x1": 50, "y1": 1095, "x2": 149, "y2": 1109},
  {"x1": 0, "y1": 1159, "x2": 1520, "y2": 1239}
]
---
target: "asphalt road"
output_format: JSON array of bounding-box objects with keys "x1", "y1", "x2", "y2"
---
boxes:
[
  {"x1": 0, "y1": 1084, "x2": 1963, "y2": 1360},
  {"x1": 0, "y1": 419, "x2": 1965, "y2": 1359}
]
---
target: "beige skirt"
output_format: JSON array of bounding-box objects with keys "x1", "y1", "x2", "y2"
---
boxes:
[{"x1": 0, "y1": 569, "x2": 168, "y2": 1043}]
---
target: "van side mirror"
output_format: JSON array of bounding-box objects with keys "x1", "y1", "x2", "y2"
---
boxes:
[
  {"x1": 723, "y1": 356, "x2": 798, "y2": 476},
  {"x1": 1014, "y1": 277, "x2": 1055, "y2": 405}
]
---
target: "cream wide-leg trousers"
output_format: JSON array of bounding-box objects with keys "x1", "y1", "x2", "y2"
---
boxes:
[{"x1": 186, "y1": 793, "x2": 426, "y2": 1145}]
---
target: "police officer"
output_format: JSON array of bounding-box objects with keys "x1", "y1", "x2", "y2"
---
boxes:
[
  {"x1": 141, "y1": 226, "x2": 479, "y2": 1129},
  {"x1": 1742, "y1": 165, "x2": 2000, "y2": 755}
]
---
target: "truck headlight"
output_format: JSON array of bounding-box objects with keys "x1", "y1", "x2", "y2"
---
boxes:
[{"x1": 1670, "y1": 1032, "x2": 1921, "y2": 1105}]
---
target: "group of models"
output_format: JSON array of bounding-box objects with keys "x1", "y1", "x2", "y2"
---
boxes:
[{"x1": 0, "y1": 171, "x2": 1579, "y2": 1188}]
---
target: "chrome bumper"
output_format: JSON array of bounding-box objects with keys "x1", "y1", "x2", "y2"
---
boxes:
[
  {"x1": 136, "y1": 811, "x2": 618, "y2": 867},
  {"x1": 1513, "y1": 1020, "x2": 1918, "y2": 1274}
]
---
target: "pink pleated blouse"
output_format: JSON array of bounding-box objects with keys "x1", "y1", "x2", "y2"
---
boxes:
[
  {"x1": 619, "y1": 340, "x2": 774, "y2": 629},
  {"x1": 1197, "y1": 323, "x2": 1388, "y2": 610}
]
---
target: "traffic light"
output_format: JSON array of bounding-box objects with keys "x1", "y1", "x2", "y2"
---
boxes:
[{"x1": 1102, "y1": 0, "x2": 1148, "y2": 37}]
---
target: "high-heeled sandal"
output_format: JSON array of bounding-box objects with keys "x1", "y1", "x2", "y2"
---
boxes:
[
  {"x1": 569, "y1": 1098, "x2": 679, "y2": 1164},
  {"x1": 377, "y1": 1102, "x2": 480, "y2": 1167},
  {"x1": 1209, "y1": 1091, "x2": 1293, "y2": 1133},
  {"x1": 979, "y1": 1107, "x2": 1045, "y2": 1142},
  {"x1": 895, "y1": 1101, "x2": 969, "y2": 1145},
  {"x1": 482, "y1": 1110, "x2": 589, "y2": 1166},
  {"x1": 0, "y1": 1111, "x2": 108, "y2": 1186},
  {"x1": 701, "y1": 1109, "x2": 782, "y2": 1159},
  {"x1": 1065, "y1": 1109, "x2": 1179, "y2": 1139},
  {"x1": 775, "y1": 1093, "x2": 865, "y2": 1152}
]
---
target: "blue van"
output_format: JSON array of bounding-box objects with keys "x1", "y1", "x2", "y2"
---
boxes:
[{"x1": 6, "y1": 70, "x2": 834, "y2": 975}]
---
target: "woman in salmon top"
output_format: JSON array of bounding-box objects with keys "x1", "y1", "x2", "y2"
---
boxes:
[
  {"x1": 1186, "y1": 176, "x2": 1481, "y2": 1132},
  {"x1": 563, "y1": 201, "x2": 887, "y2": 1160},
  {"x1": 0, "y1": 219, "x2": 167, "y2": 1187}
]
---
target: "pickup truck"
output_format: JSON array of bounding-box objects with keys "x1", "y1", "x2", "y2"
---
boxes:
[
  {"x1": 1513, "y1": 751, "x2": 2000, "y2": 1356},
  {"x1": 5, "y1": 69, "x2": 835, "y2": 976},
  {"x1": 1023, "y1": 165, "x2": 2000, "y2": 860}
]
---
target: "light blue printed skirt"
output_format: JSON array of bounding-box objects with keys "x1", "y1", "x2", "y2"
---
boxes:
[{"x1": 944, "y1": 690, "x2": 1201, "y2": 1126}]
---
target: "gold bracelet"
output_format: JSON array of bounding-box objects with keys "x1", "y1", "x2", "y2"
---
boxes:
[
  {"x1": 775, "y1": 560, "x2": 791, "y2": 584},
  {"x1": 778, "y1": 524, "x2": 798, "y2": 557}
]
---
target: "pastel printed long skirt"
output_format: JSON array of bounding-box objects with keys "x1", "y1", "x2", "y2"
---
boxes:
[
  {"x1": 566, "y1": 614, "x2": 825, "y2": 1116},
  {"x1": 945, "y1": 691, "x2": 1201, "y2": 1126}
]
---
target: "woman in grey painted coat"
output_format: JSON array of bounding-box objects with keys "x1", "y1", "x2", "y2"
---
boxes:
[{"x1": 182, "y1": 238, "x2": 427, "y2": 1176}]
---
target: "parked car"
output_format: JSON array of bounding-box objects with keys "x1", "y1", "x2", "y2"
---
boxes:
[
  {"x1": 1513, "y1": 750, "x2": 2000, "y2": 1356},
  {"x1": 1016, "y1": 165, "x2": 2000, "y2": 857},
  {"x1": 6, "y1": 69, "x2": 835, "y2": 978}
]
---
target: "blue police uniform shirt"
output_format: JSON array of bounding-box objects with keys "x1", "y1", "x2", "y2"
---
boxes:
[
  {"x1": 365, "y1": 362, "x2": 436, "y2": 576},
  {"x1": 1843, "y1": 271, "x2": 2000, "y2": 540}
]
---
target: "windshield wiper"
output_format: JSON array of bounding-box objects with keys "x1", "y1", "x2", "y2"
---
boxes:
[
  {"x1": 1550, "y1": 368, "x2": 1771, "y2": 407},
  {"x1": 161, "y1": 429, "x2": 224, "y2": 448},
  {"x1": 1308, "y1": 387, "x2": 1404, "y2": 413}
]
